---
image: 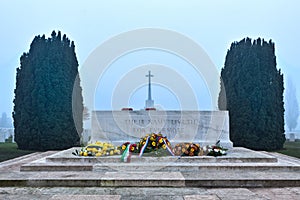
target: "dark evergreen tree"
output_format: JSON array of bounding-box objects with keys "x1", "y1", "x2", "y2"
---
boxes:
[
  {"x1": 13, "y1": 31, "x2": 83, "y2": 150},
  {"x1": 218, "y1": 38, "x2": 285, "y2": 150}
]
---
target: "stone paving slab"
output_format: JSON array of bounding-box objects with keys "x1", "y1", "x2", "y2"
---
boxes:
[
  {"x1": 0, "y1": 187, "x2": 300, "y2": 200},
  {"x1": 184, "y1": 195, "x2": 220, "y2": 200},
  {"x1": 50, "y1": 195, "x2": 121, "y2": 200}
]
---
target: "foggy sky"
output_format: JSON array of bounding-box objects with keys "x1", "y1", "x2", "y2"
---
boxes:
[{"x1": 1, "y1": 0, "x2": 299, "y2": 128}]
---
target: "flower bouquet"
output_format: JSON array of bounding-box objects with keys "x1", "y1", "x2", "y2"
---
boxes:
[
  {"x1": 72, "y1": 142, "x2": 121, "y2": 157},
  {"x1": 206, "y1": 140, "x2": 228, "y2": 157},
  {"x1": 173, "y1": 143, "x2": 203, "y2": 156},
  {"x1": 119, "y1": 142, "x2": 139, "y2": 162},
  {"x1": 138, "y1": 133, "x2": 174, "y2": 157},
  {"x1": 120, "y1": 142, "x2": 139, "y2": 154}
]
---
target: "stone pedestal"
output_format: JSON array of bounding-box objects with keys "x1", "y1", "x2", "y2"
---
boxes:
[{"x1": 91, "y1": 110, "x2": 233, "y2": 148}]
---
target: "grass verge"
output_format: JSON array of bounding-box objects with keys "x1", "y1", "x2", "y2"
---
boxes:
[
  {"x1": 276, "y1": 141, "x2": 300, "y2": 159},
  {"x1": 0, "y1": 142, "x2": 35, "y2": 162}
]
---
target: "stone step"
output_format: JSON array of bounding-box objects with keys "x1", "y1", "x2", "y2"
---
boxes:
[
  {"x1": 93, "y1": 162, "x2": 300, "y2": 172},
  {"x1": 20, "y1": 147, "x2": 300, "y2": 173},
  {"x1": 1, "y1": 171, "x2": 300, "y2": 188},
  {"x1": 1, "y1": 148, "x2": 300, "y2": 188},
  {"x1": 21, "y1": 161, "x2": 300, "y2": 172},
  {"x1": 46, "y1": 147, "x2": 278, "y2": 164},
  {"x1": 46, "y1": 155, "x2": 278, "y2": 164}
]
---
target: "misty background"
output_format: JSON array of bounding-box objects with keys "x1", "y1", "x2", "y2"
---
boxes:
[{"x1": 0, "y1": 0, "x2": 299, "y2": 130}]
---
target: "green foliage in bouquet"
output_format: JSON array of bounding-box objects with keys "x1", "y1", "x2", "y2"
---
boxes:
[{"x1": 206, "y1": 140, "x2": 228, "y2": 157}]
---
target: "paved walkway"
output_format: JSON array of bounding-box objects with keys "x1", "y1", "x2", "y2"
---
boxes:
[{"x1": 0, "y1": 186, "x2": 300, "y2": 199}]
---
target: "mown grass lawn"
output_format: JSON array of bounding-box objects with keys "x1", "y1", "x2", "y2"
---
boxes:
[
  {"x1": 276, "y1": 141, "x2": 300, "y2": 159},
  {"x1": 0, "y1": 142, "x2": 35, "y2": 162}
]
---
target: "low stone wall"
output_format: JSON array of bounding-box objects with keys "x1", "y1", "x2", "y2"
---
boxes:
[{"x1": 91, "y1": 110, "x2": 233, "y2": 148}]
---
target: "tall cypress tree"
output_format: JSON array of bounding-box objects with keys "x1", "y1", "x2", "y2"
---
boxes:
[
  {"x1": 13, "y1": 31, "x2": 83, "y2": 150},
  {"x1": 218, "y1": 38, "x2": 285, "y2": 150}
]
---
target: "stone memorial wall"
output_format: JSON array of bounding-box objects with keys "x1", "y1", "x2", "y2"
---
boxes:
[{"x1": 91, "y1": 110, "x2": 233, "y2": 148}]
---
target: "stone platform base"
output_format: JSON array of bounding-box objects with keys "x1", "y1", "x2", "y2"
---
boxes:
[{"x1": 1, "y1": 147, "x2": 300, "y2": 188}]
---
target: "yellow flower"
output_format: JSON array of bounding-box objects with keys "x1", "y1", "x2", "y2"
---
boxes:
[
  {"x1": 158, "y1": 138, "x2": 163, "y2": 144},
  {"x1": 110, "y1": 150, "x2": 114, "y2": 156},
  {"x1": 93, "y1": 148, "x2": 98, "y2": 153},
  {"x1": 130, "y1": 146, "x2": 135, "y2": 152},
  {"x1": 190, "y1": 148, "x2": 195, "y2": 152},
  {"x1": 152, "y1": 141, "x2": 156, "y2": 146},
  {"x1": 95, "y1": 152, "x2": 102, "y2": 157},
  {"x1": 182, "y1": 148, "x2": 186, "y2": 153},
  {"x1": 150, "y1": 137, "x2": 155, "y2": 141},
  {"x1": 122, "y1": 145, "x2": 126, "y2": 150},
  {"x1": 162, "y1": 144, "x2": 167, "y2": 149}
]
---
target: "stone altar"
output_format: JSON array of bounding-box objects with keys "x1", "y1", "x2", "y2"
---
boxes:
[{"x1": 91, "y1": 110, "x2": 233, "y2": 148}]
